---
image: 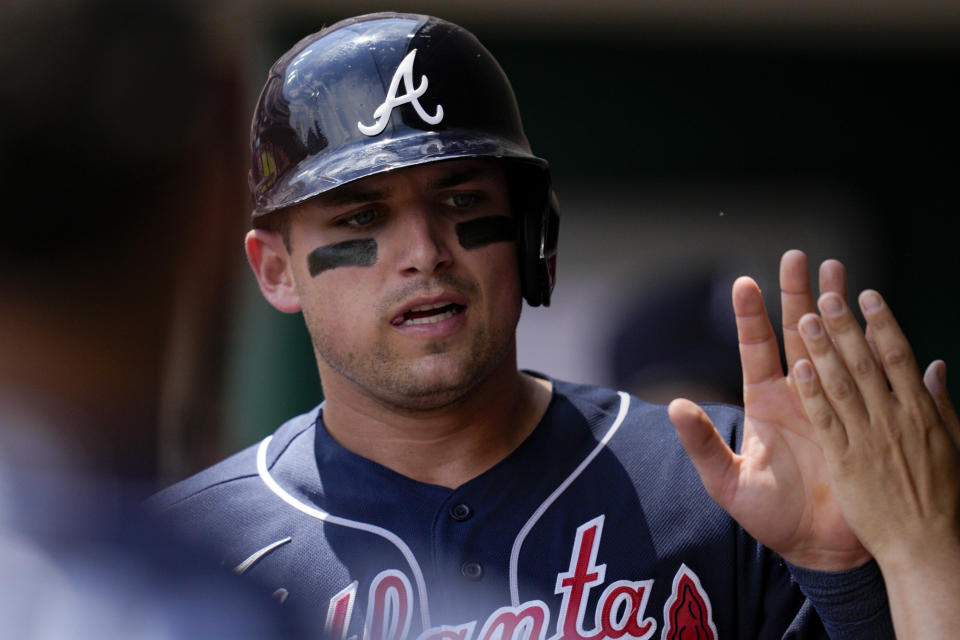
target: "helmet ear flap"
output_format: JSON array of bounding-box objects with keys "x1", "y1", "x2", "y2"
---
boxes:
[
  {"x1": 515, "y1": 176, "x2": 559, "y2": 307},
  {"x1": 540, "y1": 192, "x2": 560, "y2": 304}
]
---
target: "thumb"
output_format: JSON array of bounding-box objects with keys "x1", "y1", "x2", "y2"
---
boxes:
[{"x1": 668, "y1": 398, "x2": 739, "y2": 506}]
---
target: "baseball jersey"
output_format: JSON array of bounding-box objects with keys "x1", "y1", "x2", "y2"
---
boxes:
[{"x1": 150, "y1": 375, "x2": 893, "y2": 639}]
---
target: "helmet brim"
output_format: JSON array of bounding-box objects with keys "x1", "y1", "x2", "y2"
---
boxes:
[{"x1": 251, "y1": 129, "x2": 547, "y2": 219}]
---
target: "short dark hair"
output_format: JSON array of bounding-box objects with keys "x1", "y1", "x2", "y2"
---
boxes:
[{"x1": 253, "y1": 210, "x2": 293, "y2": 253}]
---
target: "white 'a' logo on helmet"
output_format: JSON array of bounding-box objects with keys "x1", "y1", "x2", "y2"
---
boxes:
[{"x1": 358, "y1": 49, "x2": 444, "y2": 136}]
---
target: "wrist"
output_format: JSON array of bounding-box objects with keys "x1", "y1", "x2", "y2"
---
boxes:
[
  {"x1": 869, "y1": 523, "x2": 960, "y2": 576},
  {"x1": 873, "y1": 534, "x2": 960, "y2": 580},
  {"x1": 781, "y1": 547, "x2": 873, "y2": 572}
]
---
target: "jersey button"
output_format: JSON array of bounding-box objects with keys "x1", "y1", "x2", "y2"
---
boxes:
[
  {"x1": 460, "y1": 561, "x2": 483, "y2": 581},
  {"x1": 449, "y1": 503, "x2": 473, "y2": 521}
]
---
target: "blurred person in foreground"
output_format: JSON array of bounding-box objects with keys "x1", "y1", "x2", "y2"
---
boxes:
[
  {"x1": 150, "y1": 12, "x2": 959, "y2": 639},
  {"x1": 0, "y1": 2, "x2": 303, "y2": 637}
]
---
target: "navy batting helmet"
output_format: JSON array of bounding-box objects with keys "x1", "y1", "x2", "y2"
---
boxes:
[{"x1": 248, "y1": 12, "x2": 558, "y2": 306}]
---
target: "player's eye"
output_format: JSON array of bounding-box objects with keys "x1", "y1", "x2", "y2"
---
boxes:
[
  {"x1": 339, "y1": 208, "x2": 379, "y2": 228},
  {"x1": 446, "y1": 192, "x2": 482, "y2": 209}
]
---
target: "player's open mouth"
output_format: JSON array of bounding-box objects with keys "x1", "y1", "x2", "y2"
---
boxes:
[{"x1": 392, "y1": 301, "x2": 465, "y2": 327}]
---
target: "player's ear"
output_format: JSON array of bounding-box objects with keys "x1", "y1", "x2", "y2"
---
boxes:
[{"x1": 245, "y1": 229, "x2": 302, "y2": 313}]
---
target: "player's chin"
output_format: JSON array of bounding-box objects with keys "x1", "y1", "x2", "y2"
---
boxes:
[
  {"x1": 381, "y1": 381, "x2": 474, "y2": 413},
  {"x1": 387, "y1": 358, "x2": 490, "y2": 409}
]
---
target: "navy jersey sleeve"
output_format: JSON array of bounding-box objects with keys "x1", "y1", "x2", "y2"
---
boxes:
[{"x1": 788, "y1": 560, "x2": 894, "y2": 638}]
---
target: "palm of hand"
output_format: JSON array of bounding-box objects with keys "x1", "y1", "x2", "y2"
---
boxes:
[{"x1": 738, "y1": 375, "x2": 868, "y2": 569}]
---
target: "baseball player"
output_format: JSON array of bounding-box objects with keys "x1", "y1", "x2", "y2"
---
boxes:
[{"x1": 151, "y1": 12, "x2": 960, "y2": 639}]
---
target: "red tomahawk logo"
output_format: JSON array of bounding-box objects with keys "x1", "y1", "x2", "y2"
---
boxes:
[{"x1": 662, "y1": 565, "x2": 717, "y2": 640}]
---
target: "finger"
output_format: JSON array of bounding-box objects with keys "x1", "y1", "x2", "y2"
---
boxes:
[
  {"x1": 668, "y1": 398, "x2": 739, "y2": 506},
  {"x1": 818, "y1": 259, "x2": 848, "y2": 301},
  {"x1": 798, "y1": 312, "x2": 871, "y2": 429},
  {"x1": 864, "y1": 325, "x2": 881, "y2": 368},
  {"x1": 792, "y1": 359, "x2": 849, "y2": 461},
  {"x1": 735, "y1": 276, "x2": 784, "y2": 385},
  {"x1": 780, "y1": 250, "x2": 815, "y2": 369},
  {"x1": 857, "y1": 290, "x2": 932, "y2": 407},
  {"x1": 924, "y1": 360, "x2": 960, "y2": 448},
  {"x1": 817, "y1": 292, "x2": 892, "y2": 411}
]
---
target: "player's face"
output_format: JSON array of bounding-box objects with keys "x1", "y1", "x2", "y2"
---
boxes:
[{"x1": 285, "y1": 159, "x2": 523, "y2": 410}]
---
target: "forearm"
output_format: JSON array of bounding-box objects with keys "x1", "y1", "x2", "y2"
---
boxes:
[{"x1": 876, "y1": 537, "x2": 960, "y2": 639}]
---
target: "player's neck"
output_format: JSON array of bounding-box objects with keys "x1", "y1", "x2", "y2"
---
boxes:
[{"x1": 319, "y1": 362, "x2": 552, "y2": 489}]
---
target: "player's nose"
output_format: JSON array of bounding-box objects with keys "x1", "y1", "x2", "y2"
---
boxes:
[{"x1": 396, "y1": 209, "x2": 453, "y2": 276}]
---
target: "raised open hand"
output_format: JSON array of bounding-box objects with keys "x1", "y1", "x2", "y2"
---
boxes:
[{"x1": 668, "y1": 250, "x2": 871, "y2": 570}]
